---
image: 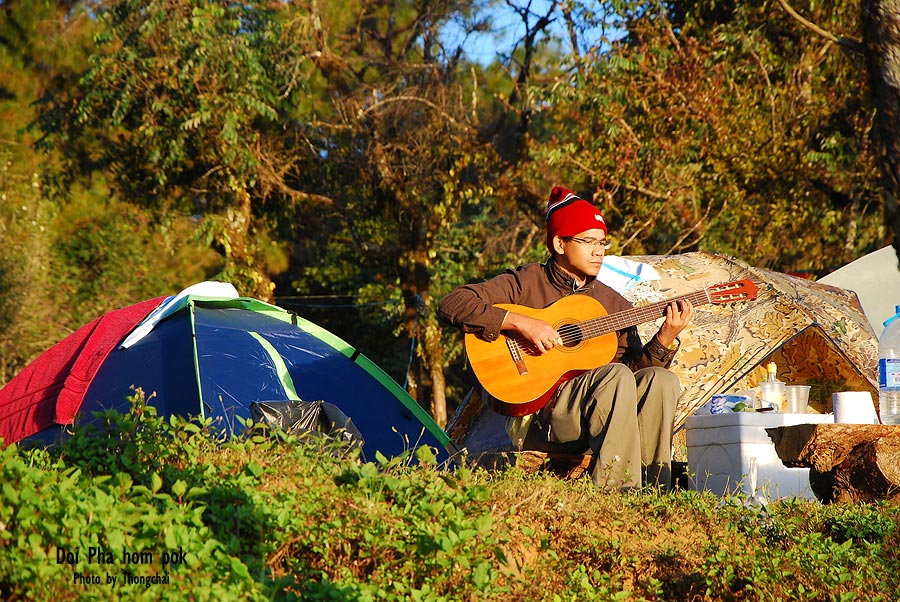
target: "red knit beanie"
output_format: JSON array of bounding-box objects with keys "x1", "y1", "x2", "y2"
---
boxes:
[{"x1": 545, "y1": 185, "x2": 607, "y2": 249}]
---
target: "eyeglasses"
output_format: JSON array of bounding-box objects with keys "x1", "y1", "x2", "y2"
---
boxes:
[{"x1": 562, "y1": 236, "x2": 612, "y2": 251}]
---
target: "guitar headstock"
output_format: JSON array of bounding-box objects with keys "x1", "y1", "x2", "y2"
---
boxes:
[{"x1": 708, "y1": 279, "x2": 759, "y2": 304}]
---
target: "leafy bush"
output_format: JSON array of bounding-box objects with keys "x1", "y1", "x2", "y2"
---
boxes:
[
  {"x1": 1, "y1": 395, "x2": 899, "y2": 601},
  {"x1": 0, "y1": 393, "x2": 289, "y2": 600}
]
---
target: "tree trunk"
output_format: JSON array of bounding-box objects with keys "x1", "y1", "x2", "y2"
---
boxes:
[
  {"x1": 223, "y1": 190, "x2": 274, "y2": 301},
  {"x1": 400, "y1": 255, "x2": 422, "y2": 404},
  {"x1": 861, "y1": 0, "x2": 900, "y2": 263},
  {"x1": 398, "y1": 248, "x2": 448, "y2": 427},
  {"x1": 421, "y1": 297, "x2": 448, "y2": 428}
]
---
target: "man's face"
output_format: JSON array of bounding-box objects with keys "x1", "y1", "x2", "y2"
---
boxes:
[{"x1": 553, "y1": 228, "x2": 608, "y2": 284}]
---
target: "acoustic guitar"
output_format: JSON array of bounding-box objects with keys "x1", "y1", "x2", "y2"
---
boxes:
[{"x1": 464, "y1": 279, "x2": 758, "y2": 417}]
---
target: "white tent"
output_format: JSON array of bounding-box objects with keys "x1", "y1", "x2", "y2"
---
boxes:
[{"x1": 819, "y1": 246, "x2": 900, "y2": 338}]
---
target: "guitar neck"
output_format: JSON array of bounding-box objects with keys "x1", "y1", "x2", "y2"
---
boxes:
[{"x1": 585, "y1": 289, "x2": 711, "y2": 338}]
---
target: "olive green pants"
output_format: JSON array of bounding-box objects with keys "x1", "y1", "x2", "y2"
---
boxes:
[{"x1": 523, "y1": 363, "x2": 680, "y2": 491}]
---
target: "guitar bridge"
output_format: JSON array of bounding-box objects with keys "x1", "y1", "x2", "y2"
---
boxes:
[{"x1": 506, "y1": 337, "x2": 528, "y2": 375}]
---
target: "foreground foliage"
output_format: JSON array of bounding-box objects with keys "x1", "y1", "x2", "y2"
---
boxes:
[{"x1": 1, "y1": 398, "x2": 898, "y2": 601}]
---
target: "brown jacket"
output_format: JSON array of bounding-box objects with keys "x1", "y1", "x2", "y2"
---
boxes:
[{"x1": 438, "y1": 257, "x2": 678, "y2": 371}]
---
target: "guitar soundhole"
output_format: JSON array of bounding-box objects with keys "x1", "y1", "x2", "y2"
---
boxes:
[{"x1": 559, "y1": 324, "x2": 584, "y2": 348}]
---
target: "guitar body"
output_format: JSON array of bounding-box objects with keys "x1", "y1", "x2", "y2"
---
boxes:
[{"x1": 465, "y1": 295, "x2": 619, "y2": 417}]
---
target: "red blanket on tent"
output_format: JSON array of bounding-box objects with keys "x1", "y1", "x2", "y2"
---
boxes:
[{"x1": 0, "y1": 297, "x2": 164, "y2": 444}]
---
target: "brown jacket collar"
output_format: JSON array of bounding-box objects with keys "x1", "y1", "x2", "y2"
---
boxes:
[{"x1": 544, "y1": 256, "x2": 597, "y2": 294}]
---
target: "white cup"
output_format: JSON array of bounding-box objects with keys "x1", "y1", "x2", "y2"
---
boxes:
[
  {"x1": 785, "y1": 385, "x2": 811, "y2": 413},
  {"x1": 832, "y1": 391, "x2": 878, "y2": 424}
]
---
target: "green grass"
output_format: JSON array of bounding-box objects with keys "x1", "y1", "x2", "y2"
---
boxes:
[{"x1": 1, "y1": 393, "x2": 898, "y2": 601}]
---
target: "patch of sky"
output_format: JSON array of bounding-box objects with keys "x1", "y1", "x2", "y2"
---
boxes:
[{"x1": 438, "y1": 0, "x2": 627, "y2": 66}]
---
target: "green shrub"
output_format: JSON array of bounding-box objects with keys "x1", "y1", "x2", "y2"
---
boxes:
[{"x1": 2, "y1": 394, "x2": 899, "y2": 601}]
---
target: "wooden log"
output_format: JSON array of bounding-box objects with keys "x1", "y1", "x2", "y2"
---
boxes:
[
  {"x1": 765, "y1": 424, "x2": 900, "y2": 473},
  {"x1": 836, "y1": 436, "x2": 900, "y2": 502},
  {"x1": 766, "y1": 424, "x2": 900, "y2": 503}
]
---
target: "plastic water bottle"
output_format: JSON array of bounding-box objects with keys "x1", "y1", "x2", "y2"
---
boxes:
[{"x1": 878, "y1": 306, "x2": 900, "y2": 425}]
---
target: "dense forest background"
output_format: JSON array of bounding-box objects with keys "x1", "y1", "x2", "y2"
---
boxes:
[{"x1": 0, "y1": 0, "x2": 891, "y2": 426}]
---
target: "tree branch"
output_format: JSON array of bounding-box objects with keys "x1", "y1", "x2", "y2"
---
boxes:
[
  {"x1": 776, "y1": 0, "x2": 864, "y2": 55},
  {"x1": 362, "y1": 95, "x2": 475, "y2": 134}
]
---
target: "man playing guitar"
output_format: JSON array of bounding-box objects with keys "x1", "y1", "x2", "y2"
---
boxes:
[{"x1": 438, "y1": 185, "x2": 693, "y2": 492}]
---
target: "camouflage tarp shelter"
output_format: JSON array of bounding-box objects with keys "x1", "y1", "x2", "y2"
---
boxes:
[{"x1": 628, "y1": 252, "x2": 878, "y2": 424}]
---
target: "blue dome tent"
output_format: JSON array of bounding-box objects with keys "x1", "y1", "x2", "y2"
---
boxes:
[{"x1": 0, "y1": 283, "x2": 450, "y2": 461}]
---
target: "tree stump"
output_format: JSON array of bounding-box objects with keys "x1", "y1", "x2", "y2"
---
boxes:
[{"x1": 766, "y1": 424, "x2": 900, "y2": 502}]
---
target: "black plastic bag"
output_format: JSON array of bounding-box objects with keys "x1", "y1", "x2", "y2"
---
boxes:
[{"x1": 250, "y1": 399, "x2": 365, "y2": 458}]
